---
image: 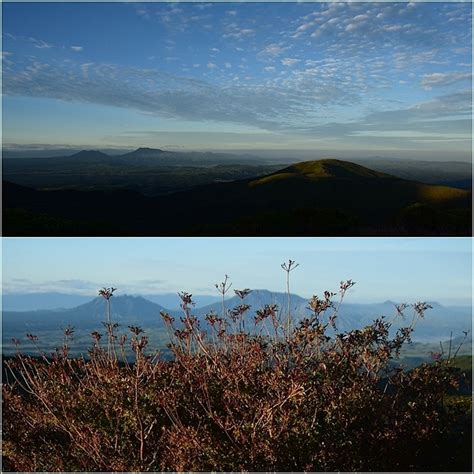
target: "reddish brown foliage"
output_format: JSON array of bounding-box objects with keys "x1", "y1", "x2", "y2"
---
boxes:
[{"x1": 2, "y1": 275, "x2": 469, "y2": 471}]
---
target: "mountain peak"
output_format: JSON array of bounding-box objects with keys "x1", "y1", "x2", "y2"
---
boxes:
[
  {"x1": 137, "y1": 147, "x2": 162, "y2": 152},
  {"x1": 70, "y1": 150, "x2": 109, "y2": 159},
  {"x1": 250, "y1": 159, "x2": 393, "y2": 187},
  {"x1": 134, "y1": 147, "x2": 165, "y2": 154},
  {"x1": 382, "y1": 300, "x2": 398, "y2": 306},
  {"x1": 283, "y1": 159, "x2": 392, "y2": 179},
  {"x1": 120, "y1": 147, "x2": 173, "y2": 159}
]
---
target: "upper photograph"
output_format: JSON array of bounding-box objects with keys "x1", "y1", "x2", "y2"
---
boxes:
[{"x1": 2, "y1": 2, "x2": 472, "y2": 236}]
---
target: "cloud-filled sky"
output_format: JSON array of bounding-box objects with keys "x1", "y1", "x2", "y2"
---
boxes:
[
  {"x1": 2, "y1": 237, "x2": 472, "y2": 306},
  {"x1": 2, "y1": 2, "x2": 472, "y2": 159}
]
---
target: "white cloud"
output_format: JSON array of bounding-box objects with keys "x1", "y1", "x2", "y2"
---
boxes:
[
  {"x1": 31, "y1": 38, "x2": 53, "y2": 49},
  {"x1": 281, "y1": 58, "x2": 300, "y2": 67},
  {"x1": 352, "y1": 14, "x2": 369, "y2": 22},
  {"x1": 421, "y1": 72, "x2": 471, "y2": 90},
  {"x1": 223, "y1": 23, "x2": 255, "y2": 39},
  {"x1": 70, "y1": 46, "x2": 83, "y2": 52},
  {"x1": 3, "y1": 57, "x2": 362, "y2": 132},
  {"x1": 259, "y1": 43, "x2": 289, "y2": 58},
  {"x1": 80, "y1": 62, "x2": 94, "y2": 79},
  {"x1": 345, "y1": 23, "x2": 359, "y2": 33}
]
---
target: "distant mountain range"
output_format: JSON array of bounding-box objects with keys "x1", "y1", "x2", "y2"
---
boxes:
[
  {"x1": 4, "y1": 148, "x2": 471, "y2": 188},
  {"x1": 4, "y1": 147, "x2": 271, "y2": 168},
  {"x1": 4, "y1": 158, "x2": 471, "y2": 236},
  {"x1": 2, "y1": 292, "x2": 221, "y2": 312},
  {"x1": 3, "y1": 292, "x2": 471, "y2": 348}
]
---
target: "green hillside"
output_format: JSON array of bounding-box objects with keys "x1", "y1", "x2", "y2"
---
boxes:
[{"x1": 251, "y1": 159, "x2": 391, "y2": 185}]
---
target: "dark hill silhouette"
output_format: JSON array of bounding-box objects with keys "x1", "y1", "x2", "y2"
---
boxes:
[
  {"x1": 121, "y1": 147, "x2": 167, "y2": 158},
  {"x1": 3, "y1": 159, "x2": 471, "y2": 236},
  {"x1": 258, "y1": 159, "x2": 391, "y2": 181}
]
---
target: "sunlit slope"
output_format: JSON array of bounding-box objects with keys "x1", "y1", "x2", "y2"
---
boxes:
[
  {"x1": 250, "y1": 159, "x2": 391, "y2": 184},
  {"x1": 240, "y1": 159, "x2": 470, "y2": 209}
]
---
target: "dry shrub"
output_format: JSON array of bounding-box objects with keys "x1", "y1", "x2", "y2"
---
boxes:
[{"x1": 2, "y1": 267, "x2": 470, "y2": 471}]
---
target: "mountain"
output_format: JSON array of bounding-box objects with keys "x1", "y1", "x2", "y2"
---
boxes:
[
  {"x1": 3, "y1": 292, "x2": 470, "y2": 343},
  {"x1": 4, "y1": 149, "x2": 471, "y2": 188},
  {"x1": 143, "y1": 293, "x2": 221, "y2": 310},
  {"x1": 3, "y1": 295, "x2": 168, "y2": 333},
  {"x1": 3, "y1": 147, "x2": 266, "y2": 169},
  {"x1": 120, "y1": 147, "x2": 167, "y2": 159},
  {"x1": 2, "y1": 148, "x2": 280, "y2": 197},
  {"x1": 2, "y1": 292, "x2": 223, "y2": 312},
  {"x1": 192, "y1": 289, "x2": 309, "y2": 319},
  {"x1": 4, "y1": 159, "x2": 471, "y2": 236},
  {"x1": 193, "y1": 291, "x2": 471, "y2": 341},
  {"x1": 152, "y1": 159, "x2": 470, "y2": 235},
  {"x1": 2, "y1": 292, "x2": 471, "y2": 360},
  {"x1": 257, "y1": 159, "x2": 391, "y2": 181}
]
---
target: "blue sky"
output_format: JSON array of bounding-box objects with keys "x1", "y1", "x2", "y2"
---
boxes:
[
  {"x1": 2, "y1": 238, "x2": 472, "y2": 305},
  {"x1": 2, "y1": 2, "x2": 472, "y2": 160}
]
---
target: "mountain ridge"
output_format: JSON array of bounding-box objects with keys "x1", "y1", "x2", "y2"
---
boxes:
[{"x1": 3, "y1": 293, "x2": 470, "y2": 337}]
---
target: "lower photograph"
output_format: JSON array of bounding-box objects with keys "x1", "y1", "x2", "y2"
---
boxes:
[{"x1": 2, "y1": 237, "x2": 472, "y2": 472}]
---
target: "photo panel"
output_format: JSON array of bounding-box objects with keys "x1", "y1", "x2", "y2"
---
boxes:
[{"x1": 2, "y1": 237, "x2": 472, "y2": 471}]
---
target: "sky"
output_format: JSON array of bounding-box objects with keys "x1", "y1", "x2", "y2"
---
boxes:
[
  {"x1": 2, "y1": 237, "x2": 472, "y2": 306},
  {"x1": 2, "y1": 1, "x2": 472, "y2": 160}
]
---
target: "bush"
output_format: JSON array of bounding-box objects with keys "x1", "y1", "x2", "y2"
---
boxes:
[{"x1": 2, "y1": 265, "x2": 470, "y2": 471}]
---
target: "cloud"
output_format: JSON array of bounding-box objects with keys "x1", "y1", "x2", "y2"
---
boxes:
[
  {"x1": 300, "y1": 90, "x2": 472, "y2": 143},
  {"x1": 258, "y1": 43, "x2": 289, "y2": 58},
  {"x1": 421, "y1": 72, "x2": 471, "y2": 90},
  {"x1": 2, "y1": 2, "x2": 470, "y2": 147},
  {"x1": 195, "y1": 3, "x2": 213, "y2": 10},
  {"x1": 70, "y1": 45, "x2": 83, "y2": 52},
  {"x1": 134, "y1": 4, "x2": 213, "y2": 32},
  {"x1": 223, "y1": 23, "x2": 255, "y2": 39},
  {"x1": 281, "y1": 58, "x2": 300, "y2": 67},
  {"x1": 287, "y1": 1, "x2": 470, "y2": 57},
  {"x1": 3, "y1": 278, "x2": 102, "y2": 295},
  {"x1": 4, "y1": 33, "x2": 54, "y2": 50},
  {"x1": 3, "y1": 277, "x2": 168, "y2": 296},
  {"x1": 3, "y1": 58, "x2": 309, "y2": 131},
  {"x1": 4, "y1": 49, "x2": 470, "y2": 142},
  {"x1": 31, "y1": 38, "x2": 53, "y2": 49}
]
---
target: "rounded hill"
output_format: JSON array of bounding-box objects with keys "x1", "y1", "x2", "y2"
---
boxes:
[{"x1": 250, "y1": 159, "x2": 392, "y2": 186}]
